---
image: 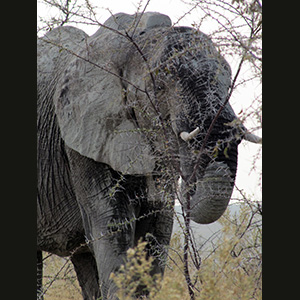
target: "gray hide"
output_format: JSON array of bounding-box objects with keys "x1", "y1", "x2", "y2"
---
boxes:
[{"x1": 41, "y1": 13, "x2": 171, "y2": 175}]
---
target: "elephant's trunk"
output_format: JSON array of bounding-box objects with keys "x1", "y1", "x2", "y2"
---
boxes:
[
  {"x1": 178, "y1": 128, "x2": 238, "y2": 224},
  {"x1": 180, "y1": 160, "x2": 234, "y2": 224},
  {"x1": 178, "y1": 124, "x2": 260, "y2": 224}
]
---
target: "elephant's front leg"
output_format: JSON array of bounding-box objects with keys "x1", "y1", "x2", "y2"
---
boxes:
[
  {"x1": 135, "y1": 175, "x2": 175, "y2": 277},
  {"x1": 66, "y1": 148, "x2": 139, "y2": 300},
  {"x1": 93, "y1": 218, "x2": 135, "y2": 299}
]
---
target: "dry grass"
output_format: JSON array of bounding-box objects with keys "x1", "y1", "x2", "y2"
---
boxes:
[{"x1": 42, "y1": 254, "x2": 81, "y2": 300}]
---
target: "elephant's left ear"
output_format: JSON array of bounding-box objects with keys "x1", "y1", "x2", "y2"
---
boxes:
[{"x1": 53, "y1": 44, "x2": 155, "y2": 175}]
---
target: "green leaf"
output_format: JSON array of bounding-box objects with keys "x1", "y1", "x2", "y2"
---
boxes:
[{"x1": 224, "y1": 147, "x2": 229, "y2": 158}]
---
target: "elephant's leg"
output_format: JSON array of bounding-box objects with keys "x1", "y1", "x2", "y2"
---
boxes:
[
  {"x1": 135, "y1": 205, "x2": 174, "y2": 276},
  {"x1": 129, "y1": 203, "x2": 173, "y2": 299},
  {"x1": 80, "y1": 193, "x2": 136, "y2": 300},
  {"x1": 135, "y1": 176, "x2": 174, "y2": 275},
  {"x1": 71, "y1": 251, "x2": 101, "y2": 300},
  {"x1": 37, "y1": 250, "x2": 43, "y2": 300},
  {"x1": 66, "y1": 147, "x2": 140, "y2": 300},
  {"x1": 152, "y1": 208, "x2": 174, "y2": 274}
]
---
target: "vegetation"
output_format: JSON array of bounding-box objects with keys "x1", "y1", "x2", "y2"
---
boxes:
[{"x1": 42, "y1": 201, "x2": 262, "y2": 299}]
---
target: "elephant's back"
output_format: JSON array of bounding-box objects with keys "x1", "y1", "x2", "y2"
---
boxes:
[{"x1": 37, "y1": 26, "x2": 88, "y2": 87}]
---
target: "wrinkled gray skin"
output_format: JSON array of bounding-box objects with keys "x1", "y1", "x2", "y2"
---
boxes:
[{"x1": 37, "y1": 12, "x2": 246, "y2": 300}]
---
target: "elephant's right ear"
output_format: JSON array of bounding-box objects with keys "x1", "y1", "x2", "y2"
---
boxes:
[{"x1": 53, "y1": 39, "x2": 155, "y2": 175}]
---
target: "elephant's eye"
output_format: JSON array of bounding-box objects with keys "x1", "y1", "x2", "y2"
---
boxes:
[{"x1": 188, "y1": 184, "x2": 196, "y2": 197}]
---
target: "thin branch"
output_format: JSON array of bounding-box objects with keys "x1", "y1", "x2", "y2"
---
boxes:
[
  {"x1": 40, "y1": 257, "x2": 70, "y2": 298},
  {"x1": 131, "y1": 0, "x2": 151, "y2": 37},
  {"x1": 188, "y1": 52, "x2": 245, "y2": 184},
  {"x1": 182, "y1": 193, "x2": 196, "y2": 300}
]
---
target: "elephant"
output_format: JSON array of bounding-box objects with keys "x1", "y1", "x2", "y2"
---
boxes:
[{"x1": 37, "y1": 12, "x2": 261, "y2": 300}]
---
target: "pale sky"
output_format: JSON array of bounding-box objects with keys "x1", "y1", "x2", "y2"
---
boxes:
[{"x1": 37, "y1": 0, "x2": 262, "y2": 202}]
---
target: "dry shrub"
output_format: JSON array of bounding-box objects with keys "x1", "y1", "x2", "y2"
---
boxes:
[
  {"x1": 109, "y1": 202, "x2": 262, "y2": 300},
  {"x1": 197, "y1": 203, "x2": 262, "y2": 300}
]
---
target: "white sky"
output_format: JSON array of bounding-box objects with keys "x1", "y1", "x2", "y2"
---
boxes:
[{"x1": 37, "y1": 0, "x2": 262, "y2": 202}]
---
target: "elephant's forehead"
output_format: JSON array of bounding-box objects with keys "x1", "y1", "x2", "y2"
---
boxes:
[{"x1": 90, "y1": 12, "x2": 171, "y2": 39}]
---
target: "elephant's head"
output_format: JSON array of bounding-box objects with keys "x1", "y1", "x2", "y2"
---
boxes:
[{"x1": 49, "y1": 12, "x2": 261, "y2": 224}]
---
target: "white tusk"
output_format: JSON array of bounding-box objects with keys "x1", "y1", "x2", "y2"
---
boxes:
[
  {"x1": 225, "y1": 118, "x2": 262, "y2": 144},
  {"x1": 244, "y1": 132, "x2": 262, "y2": 144},
  {"x1": 180, "y1": 127, "x2": 200, "y2": 142}
]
